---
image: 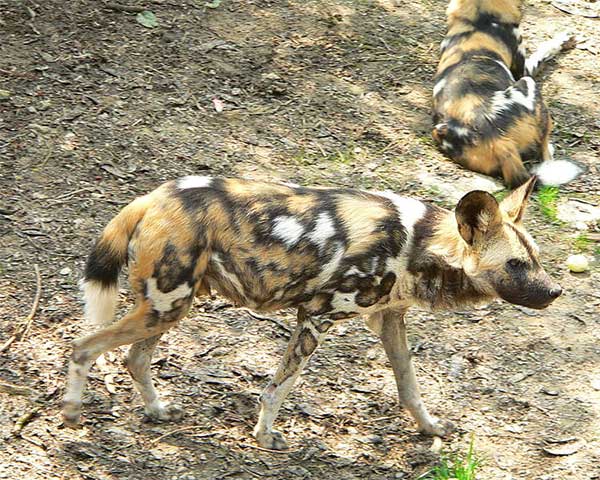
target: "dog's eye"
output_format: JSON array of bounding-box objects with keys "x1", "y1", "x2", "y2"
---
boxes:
[{"x1": 507, "y1": 259, "x2": 525, "y2": 269}]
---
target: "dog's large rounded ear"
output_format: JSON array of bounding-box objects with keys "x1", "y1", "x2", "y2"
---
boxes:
[
  {"x1": 500, "y1": 175, "x2": 537, "y2": 223},
  {"x1": 455, "y1": 190, "x2": 502, "y2": 245}
]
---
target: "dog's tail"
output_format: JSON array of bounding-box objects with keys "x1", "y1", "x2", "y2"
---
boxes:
[
  {"x1": 525, "y1": 31, "x2": 576, "y2": 77},
  {"x1": 81, "y1": 194, "x2": 152, "y2": 327}
]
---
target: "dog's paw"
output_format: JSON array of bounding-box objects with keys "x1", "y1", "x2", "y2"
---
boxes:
[
  {"x1": 419, "y1": 417, "x2": 455, "y2": 437},
  {"x1": 144, "y1": 402, "x2": 185, "y2": 423},
  {"x1": 254, "y1": 430, "x2": 289, "y2": 450}
]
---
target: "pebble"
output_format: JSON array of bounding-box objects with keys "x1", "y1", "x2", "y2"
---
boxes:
[
  {"x1": 59, "y1": 267, "x2": 72, "y2": 275},
  {"x1": 566, "y1": 254, "x2": 589, "y2": 273}
]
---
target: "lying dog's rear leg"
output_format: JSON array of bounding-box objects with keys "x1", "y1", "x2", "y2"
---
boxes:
[
  {"x1": 367, "y1": 308, "x2": 453, "y2": 437},
  {"x1": 253, "y1": 307, "x2": 332, "y2": 450},
  {"x1": 496, "y1": 141, "x2": 531, "y2": 189},
  {"x1": 127, "y1": 334, "x2": 184, "y2": 422}
]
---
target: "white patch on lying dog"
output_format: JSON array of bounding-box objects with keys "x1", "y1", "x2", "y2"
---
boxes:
[
  {"x1": 491, "y1": 77, "x2": 536, "y2": 114},
  {"x1": 146, "y1": 278, "x2": 192, "y2": 313},
  {"x1": 433, "y1": 78, "x2": 447, "y2": 97},
  {"x1": 532, "y1": 160, "x2": 584, "y2": 186},
  {"x1": 512, "y1": 27, "x2": 522, "y2": 41},
  {"x1": 494, "y1": 60, "x2": 515, "y2": 81},
  {"x1": 440, "y1": 38, "x2": 450, "y2": 52},
  {"x1": 453, "y1": 126, "x2": 470, "y2": 138},
  {"x1": 178, "y1": 175, "x2": 212, "y2": 190},
  {"x1": 525, "y1": 31, "x2": 572, "y2": 77},
  {"x1": 442, "y1": 140, "x2": 453, "y2": 151},
  {"x1": 308, "y1": 212, "x2": 336, "y2": 250},
  {"x1": 272, "y1": 216, "x2": 305, "y2": 247}
]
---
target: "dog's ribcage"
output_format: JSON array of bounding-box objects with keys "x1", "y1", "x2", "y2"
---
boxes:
[{"x1": 130, "y1": 176, "x2": 428, "y2": 320}]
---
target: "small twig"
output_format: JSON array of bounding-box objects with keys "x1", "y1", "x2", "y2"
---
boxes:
[
  {"x1": 240, "y1": 308, "x2": 293, "y2": 334},
  {"x1": 105, "y1": 2, "x2": 146, "y2": 13},
  {"x1": 0, "y1": 264, "x2": 42, "y2": 354},
  {"x1": 47, "y1": 186, "x2": 97, "y2": 204},
  {"x1": 13, "y1": 407, "x2": 41, "y2": 435},
  {"x1": 238, "y1": 442, "x2": 299, "y2": 454},
  {"x1": 148, "y1": 426, "x2": 219, "y2": 445},
  {"x1": 0, "y1": 381, "x2": 38, "y2": 396}
]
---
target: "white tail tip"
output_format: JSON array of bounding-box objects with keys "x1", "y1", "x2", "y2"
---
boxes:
[
  {"x1": 532, "y1": 160, "x2": 585, "y2": 186},
  {"x1": 81, "y1": 279, "x2": 118, "y2": 327}
]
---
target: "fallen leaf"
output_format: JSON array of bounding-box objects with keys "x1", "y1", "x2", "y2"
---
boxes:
[
  {"x1": 136, "y1": 10, "x2": 158, "y2": 28},
  {"x1": 542, "y1": 438, "x2": 585, "y2": 456},
  {"x1": 104, "y1": 374, "x2": 118, "y2": 394},
  {"x1": 205, "y1": 0, "x2": 221, "y2": 9}
]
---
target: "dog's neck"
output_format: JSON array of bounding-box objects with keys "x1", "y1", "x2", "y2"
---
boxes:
[{"x1": 406, "y1": 208, "x2": 493, "y2": 310}]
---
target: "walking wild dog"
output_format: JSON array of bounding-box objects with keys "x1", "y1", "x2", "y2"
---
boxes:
[
  {"x1": 63, "y1": 175, "x2": 561, "y2": 449},
  {"x1": 432, "y1": 0, "x2": 581, "y2": 188}
]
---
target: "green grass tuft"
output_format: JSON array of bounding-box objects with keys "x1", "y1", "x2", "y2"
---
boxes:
[
  {"x1": 573, "y1": 233, "x2": 591, "y2": 253},
  {"x1": 536, "y1": 186, "x2": 560, "y2": 221},
  {"x1": 423, "y1": 436, "x2": 481, "y2": 480}
]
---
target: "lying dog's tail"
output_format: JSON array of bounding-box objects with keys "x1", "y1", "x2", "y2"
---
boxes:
[
  {"x1": 525, "y1": 31, "x2": 576, "y2": 77},
  {"x1": 81, "y1": 194, "x2": 152, "y2": 327}
]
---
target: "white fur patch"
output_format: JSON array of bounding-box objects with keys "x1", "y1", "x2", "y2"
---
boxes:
[
  {"x1": 376, "y1": 192, "x2": 427, "y2": 234},
  {"x1": 494, "y1": 60, "x2": 515, "y2": 81},
  {"x1": 315, "y1": 242, "x2": 345, "y2": 286},
  {"x1": 433, "y1": 78, "x2": 447, "y2": 97},
  {"x1": 308, "y1": 212, "x2": 336, "y2": 250},
  {"x1": 81, "y1": 280, "x2": 118, "y2": 327},
  {"x1": 440, "y1": 38, "x2": 450, "y2": 52},
  {"x1": 532, "y1": 160, "x2": 584, "y2": 186},
  {"x1": 330, "y1": 291, "x2": 359, "y2": 313},
  {"x1": 178, "y1": 175, "x2": 212, "y2": 190},
  {"x1": 145, "y1": 278, "x2": 192, "y2": 313},
  {"x1": 211, "y1": 253, "x2": 245, "y2": 294},
  {"x1": 453, "y1": 126, "x2": 470, "y2": 138},
  {"x1": 491, "y1": 77, "x2": 536, "y2": 115},
  {"x1": 442, "y1": 140, "x2": 453, "y2": 151},
  {"x1": 272, "y1": 216, "x2": 305, "y2": 247}
]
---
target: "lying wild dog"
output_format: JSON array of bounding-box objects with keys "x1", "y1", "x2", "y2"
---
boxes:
[
  {"x1": 432, "y1": 0, "x2": 582, "y2": 188},
  {"x1": 63, "y1": 175, "x2": 561, "y2": 450}
]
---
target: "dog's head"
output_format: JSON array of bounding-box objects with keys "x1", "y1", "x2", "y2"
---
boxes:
[{"x1": 455, "y1": 176, "x2": 562, "y2": 309}]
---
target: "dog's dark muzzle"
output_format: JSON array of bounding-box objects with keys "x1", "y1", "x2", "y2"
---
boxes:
[{"x1": 495, "y1": 278, "x2": 562, "y2": 310}]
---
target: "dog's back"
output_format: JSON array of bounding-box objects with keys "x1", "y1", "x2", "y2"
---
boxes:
[{"x1": 432, "y1": 0, "x2": 577, "y2": 188}]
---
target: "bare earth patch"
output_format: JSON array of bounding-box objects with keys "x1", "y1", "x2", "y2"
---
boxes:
[{"x1": 1, "y1": 1, "x2": 599, "y2": 479}]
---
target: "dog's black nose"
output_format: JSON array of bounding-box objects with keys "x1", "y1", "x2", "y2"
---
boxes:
[{"x1": 548, "y1": 286, "x2": 562, "y2": 298}]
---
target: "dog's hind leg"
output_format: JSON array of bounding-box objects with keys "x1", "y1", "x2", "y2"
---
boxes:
[
  {"x1": 253, "y1": 307, "x2": 332, "y2": 450},
  {"x1": 367, "y1": 308, "x2": 453, "y2": 437},
  {"x1": 496, "y1": 141, "x2": 531, "y2": 188},
  {"x1": 126, "y1": 333, "x2": 184, "y2": 422},
  {"x1": 63, "y1": 295, "x2": 191, "y2": 427}
]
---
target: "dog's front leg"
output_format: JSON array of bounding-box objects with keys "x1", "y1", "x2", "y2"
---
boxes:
[
  {"x1": 253, "y1": 308, "x2": 332, "y2": 450},
  {"x1": 367, "y1": 309, "x2": 453, "y2": 437}
]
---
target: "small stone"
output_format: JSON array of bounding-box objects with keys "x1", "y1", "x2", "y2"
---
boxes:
[
  {"x1": 566, "y1": 254, "x2": 589, "y2": 273},
  {"x1": 59, "y1": 267, "x2": 72, "y2": 275},
  {"x1": 231, "y1": 87, "x2": 242, "y2": 95},
  {"x1": 0, "y1": 89, "x2": 11, "y2": 99},
  {"x1": 591, "y1": 379, "x2": 600, "y2": 391}
]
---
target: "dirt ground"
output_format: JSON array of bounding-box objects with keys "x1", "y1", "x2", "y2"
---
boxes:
[{"x1": 1, "y1": 0, "x2": 599, "y2": 479}]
